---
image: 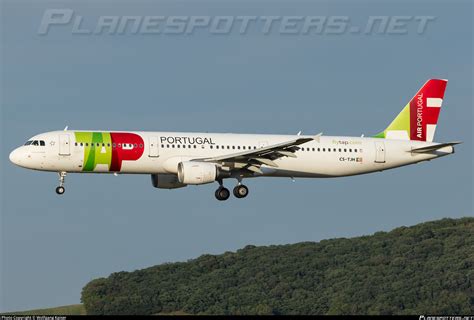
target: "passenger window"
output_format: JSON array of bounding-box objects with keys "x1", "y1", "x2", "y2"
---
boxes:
[
  {"x1": 328, "y1": 148, "x2": 330, "y2": 152},
  {"x1": 323, "y1": 148, "x2": 325, "y2": 152},
  {"x1": 232, "y1": 146, "x2": 235, "y2": 149},
  {"x1": 237, "y1": 146, "x2": 241, "y2": 150},
  {"x1": 177, "y1": 145, "x2": 180, "y2": 148},
  {"x1": 339, "y1": 148, "x2": 342, "y2": 152},
  {"x1": 349, "y1": 149, "x2": 352, "y2": 152},
  {"x1": 194, "y1": 145, "x2": 197, "y2": 149},
  {"x1": 344, "y1": 149, "x2": 347, "y2": 152},
  {"x1": 317, "y1": 148, "x2": 320, "y2": 152},
  {"x1": 354, "y1": 149, "x2": 357, "y2": 153},
  {"x1": 210, "y1": 146, "x2": 213, "y2": 149},
  {"x1": 75, "y1": 142, "x2": 78, "y2": 146},
  {"x1": 312, "y1": 148, "x2": 315, "y2": 151}
]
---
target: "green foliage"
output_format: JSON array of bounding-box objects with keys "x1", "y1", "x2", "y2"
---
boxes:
[{"x1": 81, "y1": 217, "x2": 474, "y2": 315}]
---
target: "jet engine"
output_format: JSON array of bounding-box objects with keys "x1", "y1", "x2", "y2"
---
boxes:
[
  {"x1": 151, "y1": 173, "x2": 187, "y2": 189},
  {"x1": 177, "y1": 161, "x2": 222, "y2": 185}
]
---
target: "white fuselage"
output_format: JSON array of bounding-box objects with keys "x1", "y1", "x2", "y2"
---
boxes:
[{"x1": 9, "y1": 130, "x2": 454, "y2": 179}]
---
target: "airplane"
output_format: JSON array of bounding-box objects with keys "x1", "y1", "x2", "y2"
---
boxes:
[{"x1": 9, "y1": 79, "x2": 460, "y2": 200}]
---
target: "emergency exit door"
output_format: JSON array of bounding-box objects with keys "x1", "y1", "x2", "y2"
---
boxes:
[
  {"x1": 59, "y1": 134, "x2": 70, "y2": 156},
  {"x1": 374, "y1": 141, "x2": 386, "y2": 163},
  {"x1": 149, "y1": 137, "x2": 159, "y2": 157}
]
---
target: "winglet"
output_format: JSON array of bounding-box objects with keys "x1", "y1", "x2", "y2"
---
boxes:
[{"x1": 63, "y1": 126, "x2": 68, "y2": 131}]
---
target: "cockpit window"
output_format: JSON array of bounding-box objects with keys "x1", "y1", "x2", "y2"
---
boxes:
[{"x1": 26, "y1": 140, "x2": 46, "y2": 146}]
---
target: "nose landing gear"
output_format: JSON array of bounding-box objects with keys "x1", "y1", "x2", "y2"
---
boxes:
[{"x1": 56, "y1": 171, "x2": 67, "y2": 195}]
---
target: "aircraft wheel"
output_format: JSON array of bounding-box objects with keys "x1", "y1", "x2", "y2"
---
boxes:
[
  {"x1": 233, "y1": 184, "x2": 249, "y2": 198},
  {"x1": 215, "y1": 187, "x2": 230, "y2": 201},
  {"x1": 56, "y1": 186, "x2": 65, "y2": 195}
]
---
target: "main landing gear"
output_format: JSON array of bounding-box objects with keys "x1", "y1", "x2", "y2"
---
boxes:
[
  {"x1": 233, "y1": 184, "x2": 248, "y2": 198},
  {"x1": 214, "y1": 180, "x2": 249, "y2": 201},
  {"x1": 56, "y1": 171, "x2": 67, "y2": 195}
]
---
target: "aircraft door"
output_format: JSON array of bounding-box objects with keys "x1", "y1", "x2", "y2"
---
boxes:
[
  {"x1": 59, "y1": 134, "x2": 71, "y2": 156},
  {"x1": 149, "y1": 136, "x2": 159, "y2": 157},
  {"x1": 374, "y1": 141, "x2": 386, "y2": 163}
]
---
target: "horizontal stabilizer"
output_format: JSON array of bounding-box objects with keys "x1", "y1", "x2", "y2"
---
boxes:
[{"x1": 411, "y1": 141, "x2": 461, "y2": 153}]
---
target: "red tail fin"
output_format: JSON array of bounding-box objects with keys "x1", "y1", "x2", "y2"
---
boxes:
[{"x1": 409, "y1": 79, "x2": 447, "y2": 141}]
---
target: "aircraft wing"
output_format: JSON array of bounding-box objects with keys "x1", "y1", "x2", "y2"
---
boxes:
[{"x1": 194, "y1": 133, "x2": 322, "y2": 174}]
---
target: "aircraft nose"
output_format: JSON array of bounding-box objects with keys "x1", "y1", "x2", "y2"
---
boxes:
[{"x1": 9, "y1": 148, "x2": 21, "y2": 166}]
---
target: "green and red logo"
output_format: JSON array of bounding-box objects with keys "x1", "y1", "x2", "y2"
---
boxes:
[
  {"x1": 374, "y1": 79, "x2": 447, "y2": 142},
  {"x1": 75, "y1": 132, "x2": 144, "y2": 172}
]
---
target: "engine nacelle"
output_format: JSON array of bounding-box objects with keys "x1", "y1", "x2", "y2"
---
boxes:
[
  {"x1": 151, "y1": 173, "x2": 187, "y2": 189},
  {"x1": 177, "y1": 161, "x2": 218, "y2": 185}
]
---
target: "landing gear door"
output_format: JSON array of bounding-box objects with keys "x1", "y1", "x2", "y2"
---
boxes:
[
  {"x1": 149, "y1": 136, "x2": 160, "y2": 157},
  {"x1": 374, "y1": 141, "x2": 386, "y2": 163},
  {"x1": 59, "y1": 134, "x2": 71, "y2": 156}
]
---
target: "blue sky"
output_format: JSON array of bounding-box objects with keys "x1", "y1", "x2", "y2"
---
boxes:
[{"x1": 1, "y1": 0, "x2": 472, "y2": 312}]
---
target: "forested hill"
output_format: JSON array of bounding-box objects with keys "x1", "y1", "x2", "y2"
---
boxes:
[{"x1": 81, "y1": 217, "x2": 474, "y2": 315}]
